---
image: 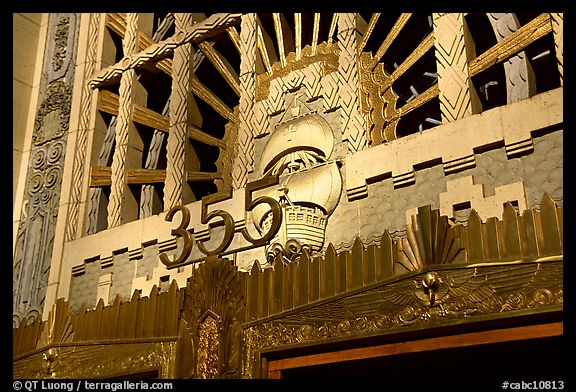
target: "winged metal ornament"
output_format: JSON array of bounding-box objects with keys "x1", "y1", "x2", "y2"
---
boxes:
[{"x1": 285, "y1": 262, "x2": 545, "y2": 328}]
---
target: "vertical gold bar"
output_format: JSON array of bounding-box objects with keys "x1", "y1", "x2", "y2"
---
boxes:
[
  {"x1": 226, "y1": 26, "x2": 241, "y2": 54},
  {"x1": 327, "y1": 13, "x2": 339, "y2": 47},
  {"x1": 267, "y1": 267, "x2": 275, "y2": 318},
  {"x1": 502, "y1": 202, "x2": 522, "y2": 259},
  {"x1": 312, "y1": 13, "x2": 320, "y2": 55},
  {"x1": 357, "y1": 13, "x2": 381, "y2": 53},
  {"x1": 370, "y1": 13, "x2": 412, "y2": 70},
  {"x1": 296, "y1": 252, "x2": 310, "y2": 307},
  {"x1": 257, "y1": 26, "x2": 274, "y2": 75},
  {"x1": 364, "y1": 244, "x2": 377, "y2": 285},
  {"x1": 248, "y1": 262, "x2": 260, "y2": 321},
  {"x1": 519, "y1": 209, "x2": 540, "y2": 258},
  {"x1": 271, "y1": 262, "x2": 283, "y2": 315},
  {"x1": 540, "y1": 193, "x2": 562, "y2": 255},
  {"x1": 483, "y1": 217, "x2": 501, "y2": 261},
  {"x1": 309, "y1": 256, "x2": 320, "y2": 303},
  {"x1": 282, "y1": 263, "x2": 295, "y2": 312},
  {"x1": 295, "y1": 13, "x2": 302, "y2": 61},
  {"x1": 336, "y1": 251, "x2": 347, "y2": 294},
  {"x1": 272, "y1": 13, "x2": 286, "y2": 67},
  {"x1": 145, "y1": 286, "x2": 158, "y2": 338},
  {"x1": 260, "y1": 268, "x2": 270, "y2": 318},
  {"x1": 379, "y1": 231, "x2": 394, "y2": 280},
  {"x1": 466, "y1": 210, "x2": 485, "y2": 262},
  {"x1": 349, "y1": 237, "x2": 364, "y2": 290},
  {"x1": 321, "y1": 244, "x2": 336, "y2": 299},
  {"x1": 556, "y1": 205, "x2": 563, "y2": 248},
  {"x1": 135, "y1": 296, "x2": 146, "y2": 338}
]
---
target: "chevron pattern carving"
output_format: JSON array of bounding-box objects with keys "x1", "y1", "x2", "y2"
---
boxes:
[
  {"x1": 233, "y1": 14, "x2": 257, "y2": 190},
  {"x1": 107, "y1": 14, "x2": 138, "y2": 228},
  {"x1": 550, "y1": 13, "x2": 563, "y2": 86},
  {"x1": 164, "y1": 14, "x2": 194, "y2": 209},
  {"x1": 432, "y1": 13, "x2": 480, "y2": 123},
  {"x1": 321, "y1": 71, "x2": 340, "y2": 112},
  {"x1": 65, "y1": 13, "x2": 101, "y2": 240},
  {"x1": 252, "y1": 100, "x2": 269, "y2": 136},
  {"x1": 302, "y1": 61, "x2": 323, "y2": 101},
  {"x1": 337, "y1": 14, "x2": 368, "y2": 154}
]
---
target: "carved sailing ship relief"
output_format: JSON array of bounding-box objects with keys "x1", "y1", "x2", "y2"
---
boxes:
[{"x1": 252, "y1": 96, "x2": 343, "y2": 264}]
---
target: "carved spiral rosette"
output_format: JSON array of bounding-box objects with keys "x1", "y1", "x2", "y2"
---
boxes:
[
  {"x1": 500, "y1": 292, "x2": 526, "y2": 312},
  {"x1": 266, "y1": 239, "x2": 312, "y2": 264}
]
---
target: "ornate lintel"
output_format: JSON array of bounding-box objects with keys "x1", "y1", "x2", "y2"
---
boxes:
[{"x1": 241, "y1": 259, "x2": 562, "y2": 378}]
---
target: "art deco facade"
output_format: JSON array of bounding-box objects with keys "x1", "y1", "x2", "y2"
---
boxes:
[{"x1": 13, "y1": 12, "x2": 563, "y2": 379}]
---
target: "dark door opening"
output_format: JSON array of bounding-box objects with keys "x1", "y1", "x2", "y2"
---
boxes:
[{"x1": 281, "y1": 335, "x2": 565, "y2": 380}]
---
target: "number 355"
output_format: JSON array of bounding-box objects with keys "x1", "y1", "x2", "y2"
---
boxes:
[{"x1": 159, "y1": 177, "x2": 282, "y2": 268}]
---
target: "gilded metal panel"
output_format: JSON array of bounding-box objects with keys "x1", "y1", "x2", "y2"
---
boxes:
[
  {"x1": 13, "y1": 340, "x2": 179, "y2": 379},
  {"x1": 242, "y1": 260, "x2": 562, "y2": 378}
]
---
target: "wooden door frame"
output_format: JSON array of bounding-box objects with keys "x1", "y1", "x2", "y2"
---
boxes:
[{"x1": 265, "y1": 321, "x2": 563, "y2": 379}]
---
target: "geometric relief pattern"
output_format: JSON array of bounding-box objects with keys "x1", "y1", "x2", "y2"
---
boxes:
[
  {"x1": 107, "y1": 13, "x2": 138, "y2": 228},
  {"x1": 89, "y1": 13, "x2": 243, "y2": 89},
  {"x1": 140, "y1": 16, "x2": 175, "y2": 218},
  {"x1": 234, "y1": 14, "x2": 258, "y2": 189},
  {"x1": 265, "y1": 78, "x2": 287, "y2": 116},
  {"x1": 86, "y1": 119, "x2": 116, "y2": 234},
  {"x1": 300, "y1": 63, "x2": 327, "y2": 97},
  {"x1": 65, "y1": 13, "x2": 101, "y2": 241},
  {"x1": 107, "y1": 68, "x2": 135, "y2": 228},
  {"x1": 164, "y1": 14, "x2": 194, "y2": 209},
  {"x1": 13, "y1": 13, "x2": 79, "y2": 323},
  {"x1": 487, "y1": 13, "x2": 536, "y2": 103},
  {"x1": 337, "y1": 13, "x2": 367, "y2": 153},
  {"x1": 321, "y1": 68, "x2": 340, "y2": 112},
  {"x1": 432, "y1": 13, "x2": 479, "y2": 122},
  {"x1": 302, "y1": 61, "x2": 323, "y2": 101},
  {"x1": 252, "y1": 60, "x2": 326, "y2": 140}
]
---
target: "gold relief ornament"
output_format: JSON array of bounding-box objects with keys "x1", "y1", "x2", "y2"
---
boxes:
[
  {"x1": 241, "y1": 261, "x2": 562, "y2": 376},
  {"x1": 42, "y1": 348, "x2": 58, "y2": 378},
  {"x1": 196, "y1": 314, "x2": 220, "y2": 379}
]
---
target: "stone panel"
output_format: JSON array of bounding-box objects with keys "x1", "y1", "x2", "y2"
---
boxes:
[
  {"x1": 13, "y1": 13, "x2": 80, "y2": 323},
  {"x1": 326, "y1": 130, "x2": 562, "y2": 253}
]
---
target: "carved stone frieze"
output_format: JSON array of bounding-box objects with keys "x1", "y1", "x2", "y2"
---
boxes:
[
  {"x1": 32, "y1": 80, "x2": 72, "y2": 146},
  {"x1": 14, "y1": 13, "x2": 79, "y2": 322},
  {"x1": 52, "y1": 17, "x2": 70, "y2": 72},
  {"x1": 233, "y1": 13, "x2": 258, "y2": 190}
]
